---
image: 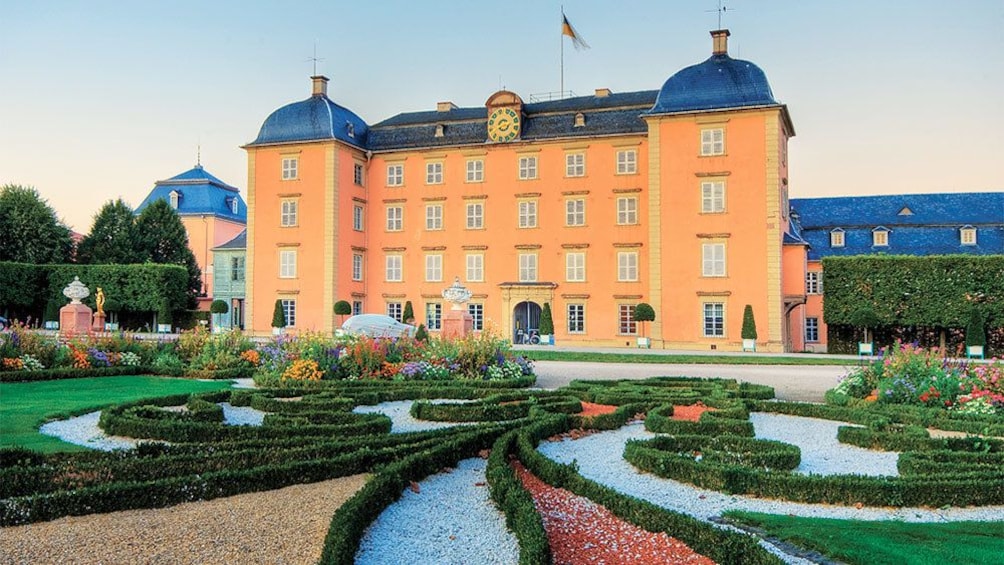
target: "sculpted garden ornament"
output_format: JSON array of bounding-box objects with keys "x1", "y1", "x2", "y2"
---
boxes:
[
  {"x1": 63, "y1": 276, "x2": 90, "y2": 304},
  {"x1": 441, "y1": 277, "x2": 473, "y2": 310},
  {"x1": 441, "y1": 277, "x2": 474, "y2": 337},
  {"x1": 95, "y1": 287, "x2": 106, "y2": 315}
]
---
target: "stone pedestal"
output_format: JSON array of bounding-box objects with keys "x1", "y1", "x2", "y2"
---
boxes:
[
  {"x1": 92, "y1": 312, "x2": 106, "y2": 332},
  {"x1": 60, "y1": 303, "x2": 93, "y2": 335},
  {"x1": 442, "y1": 309, "x2": 473, "y2": 338}
]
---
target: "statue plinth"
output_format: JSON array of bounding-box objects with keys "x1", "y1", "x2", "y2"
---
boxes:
[
  {"x1": 92, "y1": 312, "x2": 106, "y2": 332},
  {"x1": 442, "y1": 309, "x2": 474, "y2": 338},
  {"x1": 60, "y1": 303, "x2": 92, "y2": 335}
]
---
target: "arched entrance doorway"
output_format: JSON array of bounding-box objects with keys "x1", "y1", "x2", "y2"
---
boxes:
[{"x1": 513, "y1": 301, "x2": 542, "y2": 344}]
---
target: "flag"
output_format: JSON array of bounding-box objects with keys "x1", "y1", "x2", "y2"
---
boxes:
[{"x1": 561, "y1": 14, "x2": 590, "y2": 50}]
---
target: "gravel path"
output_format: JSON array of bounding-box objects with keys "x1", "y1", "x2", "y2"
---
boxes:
[
  {"x1": 356, "y1": 458, "x2": 519, "y2": 565},
  {"x1": 0, "y1": 474, "x2": 370, "y2": 565},
  {"x1": 220, "y1": 402, "x2": 266, "y2": 426},
  {"x1": 538, "y1": 422, "x2": 1004, "y2": 523},
  {"x1": 39, "y1": 411, "x2": 140, "y2": 451},
  {"x1": 352, "y1": 400, "x2": 472, "y2": 433}
]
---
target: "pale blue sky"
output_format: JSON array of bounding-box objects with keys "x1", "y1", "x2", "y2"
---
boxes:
[{"x1": 1, "y1": 1, "x2": 1001, "y2": 232}]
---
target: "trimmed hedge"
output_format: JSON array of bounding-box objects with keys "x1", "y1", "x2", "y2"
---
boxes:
[
  {"x1": 0, "y1": 366, "x2": 158, "y2": 383},
  {"x1": 410, "y1": 393, "x2": 583, "y2": 422}
]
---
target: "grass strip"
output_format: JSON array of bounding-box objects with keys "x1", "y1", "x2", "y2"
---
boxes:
[{"x1": 522, "y1": 350, "x2": 853, "y2": 366}]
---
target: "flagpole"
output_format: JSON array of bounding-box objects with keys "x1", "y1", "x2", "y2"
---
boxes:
[{"x1": 560, "y1": 6, "x2": 564, "y2": 97}]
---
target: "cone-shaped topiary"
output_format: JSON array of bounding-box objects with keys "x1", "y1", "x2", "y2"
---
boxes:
[
  {"x1": 403, "y1": 301, "x2": 415, "y2": 324},
  {"x1": 415, "y1": 323, "x2": 429, "y2": 342},
  {"x1": 272, "y1": 299, "x2": 286, "y2": 329},
  {"x1": 633, "y1": 303, "x2": 656, "y2": 338},
  {"x1": 741, "y1": 305, "x2": 757, "y2": 340},
  {"x1": 966, "y1": 307, "x2": 986, "y2": 348},
  {"x1": 210, "y1": 299, "x2": 229, "y2": 315},
  {"x1": 538, "y1": 303, "x2": 554, "y2": 335},
  {"x1": 43, "y1": 299, "x2": 61, "y2": 322}
]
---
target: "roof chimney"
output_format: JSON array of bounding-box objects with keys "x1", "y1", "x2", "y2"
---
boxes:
[
  {"x1": 711, "y1": 29, "x2": 730, "y2": 56},
  {"x1": 594, "y1": 88, "x2": 612, "y2": 98},
  {"x1": 437, "y1": 101, "x2": 458, "y2": 112},
  {"x1": 311, "y1": 75, "x2": 329, "y2": 97}
]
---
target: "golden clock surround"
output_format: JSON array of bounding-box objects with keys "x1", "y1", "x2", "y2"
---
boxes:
[{"x1": 487, "y1": 107, "x2": 521, "y2": 142}]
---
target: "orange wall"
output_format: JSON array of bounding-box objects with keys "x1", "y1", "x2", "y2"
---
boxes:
[
  {"x1": 782, "y1": 244, "x2": 807, "y2": 351},
  {"x1": 180, "y1": 215, "x2": 245, "y2": 298},
  {"x1": 804, "y1": 260, "x2": 828, "y2": 351}
]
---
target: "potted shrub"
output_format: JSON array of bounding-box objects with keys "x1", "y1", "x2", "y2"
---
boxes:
[
  {"x1": 965, "y1": 307, "x2": 985, "y2": 359},
  {"x1": 271, "y1": 299, "x2": 286, "y2": 335},
  {"x1": 157, "y1": 301, "x2": 173, "y2": 333},
  {"x1": 403, "y1": 301, "x2": 415, "y2": 325},
  {"x1": 210, "y1": 299, "x2": 229, "y2": 333},
  {"x1": 850, "y1": 306, "x2": 879, "y2": 355},
  {"x1": 741, "y1": 305, "x2": 757, "y2": 352},
  {"x1": 537, "y1": 303, "x2": 555, "y2": 345},
  {"x1": 633, "y1": 302, "x2": 655, "y2": 348},
  {"x1": 334, "y1": 300, "x2": 352, "y2": 326}
]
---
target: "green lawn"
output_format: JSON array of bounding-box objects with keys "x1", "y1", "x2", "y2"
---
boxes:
[
  {"x1": 725, "y1": 511, "x2": 1004, "y2": 565},
  {"x1": 523, "y1": 350, "x2": 854, "y2": 366},
  {"x1": 0, "y1": 376, "x2": 232, "y2": 453}
]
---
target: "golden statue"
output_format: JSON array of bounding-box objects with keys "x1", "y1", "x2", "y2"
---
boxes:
[{"x1": 96, "y1": 287, "x2": 105, "y2": 316}]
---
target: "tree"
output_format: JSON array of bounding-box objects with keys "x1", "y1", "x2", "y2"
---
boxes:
[
  {"x1": 157, "y1": 300, "x2": 173, "y2": 328},
  {"x1": 850, "y1": 307, "x2": 880, "y2": 343},
  {"x1": 210, "y1": 299, "x2": 229, "y2": 315},
  {"x1": 0, "y1": 184, "x2": 74, "y2": 264},
  {"x1": 741, "y1": 305, "x2": 758, "y2": 340},
  {"x1": 403, "y1": 301, "x2": 415, "y2": 324},
  {"x1": 77, "y1": 199, "x2": 142, "y2": 264},
  {"x1": 966, "y1": 307, "x2": 986, "y2": 348},
  {"x1": 633, "y1": 303, "x2": 656, "y2": 338},
  {"x1": 272, "y1": 299, "x2": 286, "y2": 329},
  {"x1": 415, "y1": 323, "x2": 429, "y2": 342},
  {"x1": 134, "y1": 199, "x2": 202, "y2": 306},
  {"x1": 538, "y1": 303, "x2": 554, "y2": 335}
]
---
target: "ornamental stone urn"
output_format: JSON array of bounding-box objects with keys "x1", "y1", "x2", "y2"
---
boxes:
[
  {"x1": 441, "y1": 277, "x2": 474, "y2": 338},
  {"x1": 59, "y1": 276, "x2": 93, "y2": 335}
]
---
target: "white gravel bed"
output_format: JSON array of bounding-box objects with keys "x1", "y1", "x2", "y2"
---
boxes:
[
  {"x1": 352, "y1": 400, "x2": 473, "y2": 434},
  {"x1": 39, "y1": 411, "x2": 142, "y2": 451},
  {"x1": 355, "y1": 457, "x2": 519, "y2": 565},
  {"x1": 750, "y1": 412, "x2": 900, "y2": 477},
  {"x1": 230, "y1": 378, "x2": 256, "y2": 389},
  {"x1": 220, "y1": 402, "x2": 266, "y2": 426},
  {"x1": 538, "y1": 422, "x2": 1004, "y2": 523}
]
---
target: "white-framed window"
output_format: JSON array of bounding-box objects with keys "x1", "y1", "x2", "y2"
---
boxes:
[
  {"x1": 387, "y1": 164, "x2": 404, "y2": 186},
  {"x1": 700, "y1": 128, "x2": 724, "y2": 156},
  {"x1": 567, "y1": 304, "x2": 585, "y2": 334},
  {"x1": 830, "y1": 229, "x2": 845, "y2": 248},
  {"x1": 468, "y1": 303, "x2": 484, "y2": 331},
  {"x1": 353, "y1": 205, "x2": 364, "y2": 231},
  {"x1": 387, "y1": 302, "x2": 403, "y2": 322},
  {"x1": 518, "y1": 253, "x2": 537, "y2": 282},
  {"x1": 230, "y1": 257, "x2": 245, "y2": 282},
  {"x1": 617, "y1": 251, "x2": 638, "y2": 282},
  {"x1": 565, "y1": 153, "x2": 585, "y2": 177},
  {"x1": 280, "y1": 199, "x2": 298, "y2": 227},
  {"x1": 703, "y1": 302, "x2": 724, "y2": 337},
  {"x1": 425, "y1": 302, "x2": 442, "y2": 330},
  {"x1": 617, "y1": 197, "x2": 638, "y2": 225},
  {"x1": 281, "y1": 299, "x2": 297, "y2": 327},
  {"x1": 616, "y1": 149, "x2": 637, "y2": 174},
  {"x1": 281, "y1": 157, "x2": 298, "y2": 180},
  {"x1": 466, "y1": 253, "x2": 484, "y2": 282},
  {"x1": 466, "y1": 202, "x2": 484, "y2": 229},
  {"x1": 426, "y1": 162, "x2": 443, "y2": 184},
  {"x1": 352, "y1": 301, "x2": 363, "y2": 316},
  {"x1": 353, "y1": 162, "x2": 364, "y2": 186},
  {"x1": 169, "y1": 191, "x2": 180, "y2": 210},
  {"x1": 352, "y1": 253, "x2": 363, "y2": 281},
  {"x1": 565, "y1": 199, "x2": 585, "y2": 226},
  {"x1": 518, "y1": 155, "x2": 538, "y2": 180},
  {"x1": 425, "y1": 254, "x2": 443, "y2": 282},
  {"x1": 466, "y1": 159, "x2": 484, "y2": 182},
  {"x1": 618, "y1": 304, "x2": 637, "y2": 335},
  {"x1": 805, "y1": 317, "x2": 819, "y2": 342},
  {"x1": 702, "y1": 243, "x2": 726, "y2": 277},
  {"x1": 961, "y1": 226, "x2": 977, "y2": 245},
  {"x1": 873, "y1": 228, "x2": 889, "y2": 247},
  {"x1": 385, "y1": 255, "x2": 402, "y2": 282},
  {"x1": 279, "y1": 249, "x2": 297, "y2": 278},
  {"x1": 701, "y1": 181, "x2": 726, "y2": 213},
  {"x1": 425, "y1": 204, "x2": 444, "y2": 230},
  {"x1": 386, "y1": 206, "x2": 403, "y2": 231},
  {"x1": 230, "y1": 197, "x2": 239, "y2": 215},
  {"x1": 806, "y1": 271, "x2": 823, "y2": 295},
  {"x1": 518, "y1": 200, "x2": 538, "y2": 228},
  {"x1": 565, "y1": 252, "x2": 586, "y2": 282}
]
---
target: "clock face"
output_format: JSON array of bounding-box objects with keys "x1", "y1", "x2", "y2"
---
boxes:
[{"x1": 487, "y1": 107, "x2": 521, "y2": 142}]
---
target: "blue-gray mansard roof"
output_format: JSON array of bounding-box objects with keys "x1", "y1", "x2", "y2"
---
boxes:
[
  {"x1": 792, "y1": 193, "x2": 1004, "y2": 261},
  {"x1": 136, "y1": 165, "x2": 246, "y2": 223}
]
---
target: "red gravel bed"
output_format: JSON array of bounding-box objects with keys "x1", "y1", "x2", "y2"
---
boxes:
[
  {"x1": 579, "y1": 401, "x2": 618, "y2": 417},
  {"x1": 512, "y1": 461, "x2": 716, "y2": 565},
  {"x1": 671, "y1": 402, "x2": 714, "y2": 422}
]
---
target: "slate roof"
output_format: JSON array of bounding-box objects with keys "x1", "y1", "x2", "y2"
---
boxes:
[
  {"x1": 791, "y1": 193, "x2": 1004, "y2": 260},
  {"x1": 646, "y1": 54, "x2": 778, "y2": 115},
  {"x1": 136, "y1": 165, "x2": 247, "y2": 223},
  {"x1": 367, "y1": 91, "x2": 657, "y2": 151},
  {"x1": 249, "y1": 94, "x2": 369, "y2": 149},
  {"x1": 213, "y1": 229, "x2": 247, "y2": 251}
]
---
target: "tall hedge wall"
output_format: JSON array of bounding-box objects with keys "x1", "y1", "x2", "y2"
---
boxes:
[
  {"x1": 0, "y1": 262, "x2": 189, "y2": 319},
  {"x1": 822, "y1": 255, "x2": 1004, "y2": 328}
]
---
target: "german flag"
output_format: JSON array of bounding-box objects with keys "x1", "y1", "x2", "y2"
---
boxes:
[{"x1": 562, "y1": 14, "x2": 590, "y2": 50}]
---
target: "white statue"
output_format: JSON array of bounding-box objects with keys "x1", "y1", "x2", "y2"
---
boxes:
[
  {"x1": 63, "y1": 276, "x2": 90, "y2": 305},
  {"x1": 441, "y1": 277, "x2": 472, "y2": 311}
]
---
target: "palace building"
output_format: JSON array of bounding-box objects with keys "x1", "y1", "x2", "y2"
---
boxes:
[{"x1": 238, "y1": 29, "x2": 1002, "y2": 351}]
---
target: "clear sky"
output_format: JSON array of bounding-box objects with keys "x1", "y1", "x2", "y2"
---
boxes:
[{"x1": 1, "y1": 0, "x2": 1001, "y2": 233}]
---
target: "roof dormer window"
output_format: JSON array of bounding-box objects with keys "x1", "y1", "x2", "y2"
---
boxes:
[
  {"x1": 830, "y1": 228, "x2": 844, "y2": 248},
  {"x1": 230, "y1": 197, "x2": 239, "y2": 215},
  {"x1": 346, "y1": 122, "x2": 355, "y2": 138},
  {"x1": 872, "y1": 226, "x2": 890, "y2": 247},
  {"x1": 960, "y1": 225, "x2": 977, "y2": 246},
  {"x1": 574, "y1": 112, "x2": 585, "y2": 127},
  {"x1": 898, "y1": 206, "x2": 913, "y2": 216},
  {"x1": 435, "y1": 124, "x2": 445, "y2": 138},
  {"x1": 169, "y1": 190, "x2": 181, "y2": 210}
]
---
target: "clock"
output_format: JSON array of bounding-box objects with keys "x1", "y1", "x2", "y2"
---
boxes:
[{"x1": 487, "y1": 107, "x2": 521, "y2": 142}]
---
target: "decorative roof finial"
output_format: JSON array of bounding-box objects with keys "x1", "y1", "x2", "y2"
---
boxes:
[{"x1": 196, "y1": 142, "x2": 201, "y2": 167}]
